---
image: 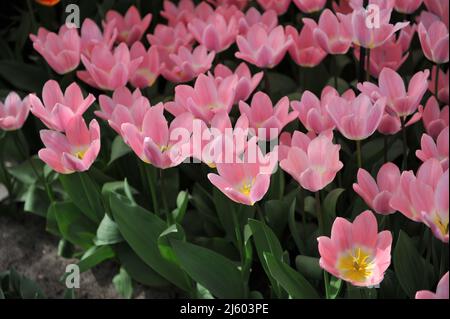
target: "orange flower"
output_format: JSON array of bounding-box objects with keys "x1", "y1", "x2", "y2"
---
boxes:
[{"x1": 35, "y1": 0, "x2": 60, "y2": 6}]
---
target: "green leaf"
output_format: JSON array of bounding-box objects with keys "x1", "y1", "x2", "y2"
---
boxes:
[
  {"x1": 22, "y1": 183, "x2": 49, "y2": 217},
  {"x1": 109, "y1": 193, "x2": 191, "y2": 291},
  {"x1": 248, "y1": 219, "x2": 285, "y2": 297},
  {"x1": 264, "y1": 252, "x2": 319, "y2": 299},
  {"x1": 49, "y1": 201, "x2": 97, "y2": 249},
  {"x1": 171, "y1": 239, "x2": 245, "y2": 299},
  {"x1": 322, "y1": 188, "x2": 345, "y2": 235},
  {"x1": 0, "y1": 60, "x2": 47, "y2": 92},
  {"x1": 7, "y1": 157, "x2": 43, "y2": 185},
  {"x1": 113, "y1": 268, "x2": 133, "y2": 299},
  {"x1": 172, "y1": 191, "x2": 189, "y2": 223},
  {"x1": 78, "y1": 245, "x2": 115, "y2": 273},
  {"x1": 94, "y1": 214, "x2": 123, "y2": 246},
  {"x1": 19, "y1": 276, "x2": 46, "y2": 299},
  {"x1": 116, "y1": 243, "x2": 170, "y2": 288},
  {"x1": 109, "y1": 136, "x2": 131, "y2": 165},
  {"x1": 394, "y1": 231, "x2": 434, "y2": 298},
  {"x1": 328, "y1": 276, "x2": 343, "y2": 299},
  {"x1": 295, "y1": 255, "x2": 322, "y2": 281},
  {"x1": 59, "y1": 173, "x2": 104, "y2": 223}
]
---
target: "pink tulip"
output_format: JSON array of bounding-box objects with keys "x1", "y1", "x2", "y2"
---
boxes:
[
  {"x1": 416, "y1": 272, "x2": 449, "y2": 299},
  {"x1": 256, "y1": 0, "x2": 291, "y2": 15},
  {"x1": 192, "y1": 111, "x2": 249, "y2": 167},
  {"x1": 416, "y1": 127, "x2": 449, "y2": 170},
  {"x1": 78, "y1": 43, "x2": 142, "y2": 91},
  {"x1": 293, "y1": 0, "x2": 326, "y2": 13},
  {"x1": 291, "y1": 86, "x2": 355, "y2": 134},
  {"x1": 104, "y1": 6, "x2": 151, "y2": 45},
  {"x1": 418, "y1": 21, "x2": 449, "y2": 64},
  {"x1": 353, "y1": 163, "x2": 401, "y2": 215},
  {"x1": 377, "y1": 110, "x2": 422, "y2": 135},
  {"x1": 188, "y1": 12, "x2": 239, "y2": 53},
  {"x1": 394, "y1": 0, "x2": 423, "y2": 14},
  {"x1": 121, "y1": 104, "x2": 194, "y2": 169},
  {"x1": 239, "y1": 8, "x2": 278, "y2": 35},
  {"x1": 327, "y1": 94, "x2": 385, "y2": 140},
  {"x1": 390, "y1": 158, "x2": 447, "y2": 227},
  {"x1": 424, "y1": 0, "x2": 449, "y2": 27},
  {"x1": 239, "y1": 92, "x2": 298, "y2": 140},
  {"x1": 286, "y1": 24, "x2": 327, "y2": 67},
  {"x1": 147, "y1": 23, "x2": 194, "y2": 56},
  {"x1": 358, "y1": 68, "x2": 429, "y2": 117},
  {"x1": 429, "y1": 66, "x2": 449, "y2": 104},
  {"x1": 30, "y1": 25, "x2": 80, "y2": 74},
  {"x1": 349, "y1": 0, "x2": 396, "y2": 10},
  {"x1": 212, "y1": 63, "x2": 263, "y2": 103},
  {"x1": 97, "y1": 87, "x2": 149, "y2": 135},
  {"x1": 207, "y1": 137, "x2": 277, "y2": 205},
  {"x1": 421, "y1": 96, "x2": 449, "y2": 139},
  {"x1": 208, "y1": 0, "x2": 248, "y2": 9},
  {"x1": 80, "y1": 18, "x2": 117, "y2": 58},
  {"x1": 38, "y1": 116, "x2": 101, "y2": 174},
  {"x1": 166, "y1": 74, "x2": 237, "y2": 123},
  {"x1": 332, "y1": 0, "x2": 353, "y2": 14},
  {"x1": 129, "y1": 42, "x2": 162, "y2": 88},
  {"x1": 161, "y1": 45, "x2": 215, "y2": 83},
  {"x1": 236, "y1": 24, "x2": 293, "y2": 68},
  {"x1": 0, "y1": 92, "x2": 30, "y2": 131},
  {"x1": 29, "y1": 80, "x2": 95, "y2": 132},
  {"x1": 338, "y1": 8, "x2": 408, "y2": 49},
  {"x1": 161, "y1": 0, "x2": 196, "y2": 26},
  {"x1": 280, "y1": 131, "x2": 343, "y2": 192},
  {"x1": 318, "y1": 210, "x2": 392, "y2": 287},
  {"x1": 303, "y1": 9, "x2": 352, "y2": 55}
]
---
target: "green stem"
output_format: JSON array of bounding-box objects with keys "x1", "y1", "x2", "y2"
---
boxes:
[
  {"x1": 144, "y1": 165, "x2": 160, "y2": 216},
  {"x1": 400, "y1": 117, "x2": 408, "y2": 170},
  {"x1": 264, "y1": 70, "x2": 271, "y2": 95},
  {"x1": 383, "y1": 135, "x2": 388, "y2": 163},
  {"x1": 332, "y1": 56, "x2": 338, "y2": 89},
  {"x1": 365, "y1": 49, "x2": 371, "y2": 82},
  {"x1": 255, "y1": 202, "x2": 266, "y2": 224},
  {"x1": 231, "y1": 206, "x2": 244, "y2": 267},
  {"x1": 434, "y1": 64, "x2": 440, "y2": 99},
  {"x1": 315, "y1": 191, "x2": 330, "y2": 299},
  {"x1": 0, "y1": 139, "x2": 13, "y2": 197},
  {"x1": 159, "y1": 169, "x2": 172, "y2": 224},
  {"x1": 356, "y1": 140, "x2": 362, "y2": 168}
]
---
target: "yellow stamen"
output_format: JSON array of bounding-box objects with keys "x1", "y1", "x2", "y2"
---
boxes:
[
  {"x1": 435, "y1": 216, "x2": 449, "y2": 237},
  {"x1": 239, "y1": 179, "x2": 254, "y2": 197},
  {"x1": 73, "y1": 149, "x2": 87, "y2": 160},
  {"x1": 337, "y1": 247, "x2": 375, "y2": 283}
]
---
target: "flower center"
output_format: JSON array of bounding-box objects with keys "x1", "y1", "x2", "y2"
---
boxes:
[
  {"x1": 136, "y1": 69, "x2": 156, "y2": 87},
  {"x1": 435, "y1": 216, "x2": 449, "y2": 237},
  {"x1": 337, "y1": 247, "x2": 375, "y2": 283},
  {"x1": 73, "y1": 149, "x2": 87, "y2": 160},
  {"x1": 239, "y1": 179, "x2": 254, "y2": 196}
]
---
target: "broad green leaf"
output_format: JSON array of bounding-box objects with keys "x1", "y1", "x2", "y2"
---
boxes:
[
  {"x1": 171, "y1": 239, "x2": 246, "y2": 299},
  {"x1": 108, "y1": 136, "x2": 131, "y2": 165},
  {"x1": 113, "y1": 268, "x2": 133, "y2": 299},
  {"x1": 110, "y1": 193, "x2": 191, "y2": 291},
  {"x1": 7, "y1": 157, "x2": 43, "y2": 185},
  {"x1": 295, "y1": 255, "x2": 322, "y2": 281},
  {"x1": 322, "y1": 188, "x2": 345, "y2": 235},
  {"x1": 94, "y1": 214, "x2": 123, "y2": 246},
  {"x1": 0, "y1": 60, "x2": 47, "y2": 92},
  {"x1": 264, "y1": 252, "x2": 319, "y2": 299},
  {"x1": 394, "y1": 231, "x2": 434, "y2": 298},
  {"x1": 78, "y1": 245, "x2": 115, "y2": 273},
  {"x1": 59, "y1": 172, "x2": 104, "y2": 223},
  {"x1": 172, "y1": 191, "x2": 189, "y2": 223}
]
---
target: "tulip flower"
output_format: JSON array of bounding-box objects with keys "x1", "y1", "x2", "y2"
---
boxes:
[
  {"x1": 418, "y1": 21, "x2": 449, "y2": 64},
  {"x1": 390, "y1": 158, "x2": 447, "y2": 230},
  {"x1": 285, "y1": 25, "x2": 327, "y2": 67},
  {"x1": 236, "y1": 24, "x2": 293, "y2": 68},
  {"x1": 38, "y1": 116, "x2": 101, "y2": 174},
  {"x1": 338, "y1": 8, "x2": 408, "y2": 49},
  {"x1": 35, "y1": 0, "x2": 60, "y2": 6},
  {"x1": 161, "y1": 0, "x2": 196, "y2": 26},
  {"x1": 256, "y1": 0, "x2": 292, "y2": 15},
  {"x1": 333, "y1": 0, "x2": 353, "y2": 14},
  {"x1": 0, "y1": 92, "x2": 30, "y2": 131},
  {"x1": 292, "y1": 86, "x2": 355, "y2": 134},
  {"x1": 326, "y1": 94, "x2": 385, "y2": 140},
  {"x1": 147, "y1": 23, "x2": 194, "y2": 56},
  {"x1": 207, "y1": 137, "x2": 277, "y2": 206},
  {"x1": 161, "y1": 45, "x2": 215, "y2": 83},
  {"x1": 238, "y1": 8, "x2": 278, "y2": 35},
  {"x1": 293, "y1": 0, "x2": 326, "y2": 13},
  {"x1": 29, "y1": 80, "x2": 95, "y2": 132},
  {"x1": 165, "y1": 74, "x2": 237, "y2": 123},
  {"x1": 416, "y1": 127, "x2": 449, "y2": 170},
  {"x1": 318, "y1": 210, "x2": 393, "y2": 287},
  {"x1": 188, "y1": 12, "x2": 239, "y2": 52},
  {"x1": 429, "y1": 66, "x2": 449, "y2": 104},
  {"x1": 78, "y1": 43, "x2": 142, "y2": 91},
  {"x1": 97, "y1": 87, "x2": 150, "y2": 135},
  {"x1": 239, "y1": 92, "x2": 298, "y2": 140},
  {"x1": 394, "y1": 0, "x2": 423, "y2": 14},
  {"x1": 424, "y1": 0, "x2": 449, "y2": 28},
  {"x1": 121, "y1": 104, "x2": 194, "y2": 169},
  {"x1": 416, "y1": 272, "x2": 449, "y2": 299},
  {"x1": 421, "y1": 96, "x2": 449, "y2": 139},
  {"x1": 377, "y1": 110, "x2": 422, "y2": 135},
  {"x1": 80, "y1": 18, "x2": 117, "y2": 58},
  {"x1": 208, "y1": 0, "x2": 248, "y2": 9},
  {"x1": 358, "y1": 68, "x2": 429, "y2": 118},
  {"x1": 353, "y1": 163, "x2": 401, "y2": 215},
  {"x1": 303, "y1": 9, "x2": 352, "y2": 55},
  {"x1": 30, "y1": 25, "x2": 80, "y2": 74},
  {"x1": 280, "y1": 131, "x2": 343, "y2": 192},
  {"x1": 211, "y1": 63, "x2": 263, "y2": 103},
  {"x1": 104, "y1": 6, "x2": 152, "y2": 45},
  {"x1": 129, "y1": 42, "x2": 162, "y2": 88}
]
